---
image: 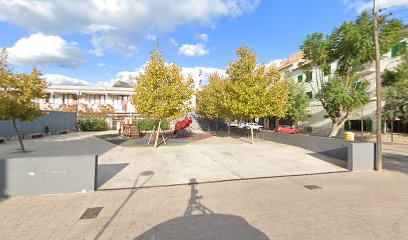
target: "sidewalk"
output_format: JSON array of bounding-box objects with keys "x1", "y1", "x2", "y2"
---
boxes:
[{"x1": 1, "y1": 158, "x2": 408, "y2": 239}]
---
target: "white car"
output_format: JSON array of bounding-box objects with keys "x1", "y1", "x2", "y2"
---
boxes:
[
  {"x1": 226, "y1": 121, "x2": 239, "y2": 127},
  {"x1": 246, "y1": 123, "x2": 263, "y2": 130}
]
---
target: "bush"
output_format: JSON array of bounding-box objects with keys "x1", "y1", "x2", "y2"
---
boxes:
[
  {"x1": 138, "y1": 119, "x2": 169, "y2": 131},
  {"x1": 78, "y1": 119, "x2": 107, "y2": 131}
]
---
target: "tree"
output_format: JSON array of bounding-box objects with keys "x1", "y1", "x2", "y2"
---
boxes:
[
  {"x1": 301, "y1": 11, "x2": 406, "y2": 137},
  {"x1": 226, "y1": 45, "x2": 290, "y2": 143},
  {"x1": 285, "y1": 79, "x2": 311, "y2": 124},
  {"x1": 196, "y1": 72, "x2": 229, "y2": 134},
  {"x1": 0, "y1": 49, "x2": 48, "y2": 152},
  {"x1": 130, "y1": 43, "x2": 194, "y2": 148},
  {"x1": 382, "y1": 52, "x2": 408, "y2": 122}
]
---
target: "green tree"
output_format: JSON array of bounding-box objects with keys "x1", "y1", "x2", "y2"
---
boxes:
[
  {"x1": 130, "y1": 43, "x2": 194, "y2": 148},
  {"x1": 301, "y1": 11, "x2": 406, "y2": 137},
  {"x1": 382, "y1": 52, "x2": 408, "y2": 122},
  {"x1": 227, "y1": 45, "x2": 290, "y2": 143},
  {"x1": 285, "y1": 79, "x2": 311, "y2": 124},
  {"x1": 196, "y1": 72, "x2": 229, "y2": 134},
  {"x1": 0, "y1": 49, "x2": 48, "y2": 152}
]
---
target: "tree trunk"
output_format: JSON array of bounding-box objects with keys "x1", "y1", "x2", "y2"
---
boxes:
[
  {"x1": 12, "y1": 119, "x2": 25, "y2": 152},
  {"x1": 328, "y1": 123, "x2": 343, "y2": 138},
  {"x1": 227, "y1": 120, "x2": 231, "y2": 137},
  {"x1": 391, "y1": 120, "x2": 394, "y2": 143},
  {"x1": 250, "y1": 127, "x2": 254, "y2": 144},
  {"x1": 215, "y1": 121, "x2": 218, "y2": 136},
  {"x1": 154, "y1": 119, "x2": 161, "y2": 148}
]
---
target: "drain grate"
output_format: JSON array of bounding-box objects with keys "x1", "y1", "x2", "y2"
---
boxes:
[
  {"x1": 80, "y1": 207, "x2": 103, "y2": 219},
  {"x1": 304, "y1": 185, "x2": 322, "y2": 190}
]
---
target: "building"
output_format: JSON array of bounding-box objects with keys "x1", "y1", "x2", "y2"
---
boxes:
[
  {"x1": 39, "y1": 84, "x2": 136, "y2": 129},
  {"x1": 272, "y1": 43, "x2": 405, "y2": 136}
]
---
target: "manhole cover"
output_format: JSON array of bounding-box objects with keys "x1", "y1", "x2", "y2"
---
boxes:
[
  {"x1": 80, "y1": 207, "x2": 103, "y2": 219},
  {"x1": 304, "y1": 185, "x2": 322, "y2": 190}
]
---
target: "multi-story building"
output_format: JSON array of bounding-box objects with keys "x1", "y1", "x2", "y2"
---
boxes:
[
  {"x1": 272, "y1": 43, "x2": 405, "y2": 136},
  {"x1": 39, "y1": 84, "x2": 136, "y2": 129}
]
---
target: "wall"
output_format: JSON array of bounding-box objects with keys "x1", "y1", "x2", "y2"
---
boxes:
[
  {"x1": 0, "y1": 155, "x2": 97, "y2": 198},
  {"x1": 0, "y1": 111, "x2": 76, "y2": 137},
  {"x1": 229, "y1": 128, "x2": 375, "y2": 171}
]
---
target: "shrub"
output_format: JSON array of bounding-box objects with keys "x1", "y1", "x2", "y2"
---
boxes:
[
  {"x1": 138, "y1": 119, "x2": 169, "y2": 131},
  {"x1": 78, "y1": 119, "x2": 107, "y2": 131}
]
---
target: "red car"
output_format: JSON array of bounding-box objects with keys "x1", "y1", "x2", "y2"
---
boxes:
[{"x1": 274, "y1": 125, "x2": 299, "y2": 134}]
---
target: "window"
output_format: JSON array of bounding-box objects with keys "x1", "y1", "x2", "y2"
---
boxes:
[
  {"x1": 391, "y1": 42, "x2": 406, "y2": 57},
  {"x1": 297, "y1": 75, "x2": 303, "y2": 82},
  {"x1": 88, "y1": 94, "x2": 106, "y2": 105},
  {"x1": 305, "y1": 71, "x2": 313, "y2": 82},
  {"x1": 306, "y1": 91, "x2": 313, "y2": 99},
  {"x1": 113, "y1": 95, "x2": 129, "y2": 105},
  {"x1": 45, "y1": 93, "x2": 51, "y2": 103}
]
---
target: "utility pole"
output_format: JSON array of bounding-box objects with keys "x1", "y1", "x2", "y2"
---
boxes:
[{"x1": 373, "y1": 0, "x2": 383, "y2": 171}]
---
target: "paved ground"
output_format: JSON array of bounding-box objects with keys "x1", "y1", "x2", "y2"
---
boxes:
[
  {"x1": 97, "y1": 134, "x2": 347, "y2": 189},
  {"x1": 0, "y1": 157, "x2": 408, "y2": 240},
  {"x1": 1, "y1": 131, "x2": 407, "y2": 239}
]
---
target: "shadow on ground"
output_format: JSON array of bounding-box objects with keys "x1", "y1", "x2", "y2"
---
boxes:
[
  {"x1": 134, "y1": 178, "x2": 270, "y2": 240},
  {"x1": 97, "y1": 163, "x2": 129, "y2": 188},
  {"x1": 307, "y1": 153, "x2": 348, "y2": 169}
]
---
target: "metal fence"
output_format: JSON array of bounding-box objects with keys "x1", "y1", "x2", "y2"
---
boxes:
[{"x1": 0, "y1": 111, "x2": 76, "y2": 137}]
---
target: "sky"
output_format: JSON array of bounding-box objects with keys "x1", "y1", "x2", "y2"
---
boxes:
[{"x1": 1, "y1": 0, "x2": 408, "y2": 87}]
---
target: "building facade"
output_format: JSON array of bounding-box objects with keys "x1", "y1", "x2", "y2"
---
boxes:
[
  {"x1": 273, "y1": 44, "x2": 404, "y2": 136},
  {"x1": 39, "y1": 85, "x2": 136, "y2": 129}
]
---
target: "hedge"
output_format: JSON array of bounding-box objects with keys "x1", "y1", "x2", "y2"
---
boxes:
[{"x1": 78, "y1": 119, "x2": 107, "y2": 131}]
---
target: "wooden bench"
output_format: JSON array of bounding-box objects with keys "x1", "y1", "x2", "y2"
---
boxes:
[{"x1": 52, "y1": 129, "x2": 69, "y2": 135}]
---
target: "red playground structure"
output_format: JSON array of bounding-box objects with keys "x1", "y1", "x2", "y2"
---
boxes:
[{"x1": 173, "y1": 115, "x2": 193, "y2": 135}]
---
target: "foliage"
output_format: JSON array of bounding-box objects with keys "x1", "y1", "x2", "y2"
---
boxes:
[
  {"x1": 301, "y1": 11, "x2": 406, "y2": 137},
  {"x1": 196, "y1": 72, "x2": 230, "y2": 121},
  {"x1": 382, "y1": 52, "x2": 408, "y2": 121},
  {"x1": 226, "y1": 45, "x2": 290, "y2": 119},
  {"x1": 78, "y1": 119, "x2": 107, "y2": 131},
  {"x1": 0, "y1": 49, "x2": 48, "y2": 151},
  {"x1": 77, "y1": 104, "x2": 114, "y2": 120},
  {"x1": 138, "y1": 119, "x2": 169, "y2": 131},
  {"x1": 285, "y1": 79, "x2": 311, "y2": 122},
  {"x1": 131, "y1": 43, "x2": 194, "y2": 120}
]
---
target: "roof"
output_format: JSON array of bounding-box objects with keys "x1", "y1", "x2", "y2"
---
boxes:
[{"x1": 47, "y1": 85, "x2": 134, "y2": 93}]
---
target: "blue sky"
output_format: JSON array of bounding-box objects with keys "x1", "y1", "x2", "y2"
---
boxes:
[{"x1": 1, "y1": 0, "x2": 407, "y2": 86}]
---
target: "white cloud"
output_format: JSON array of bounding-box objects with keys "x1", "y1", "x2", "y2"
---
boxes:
[
  {"x1": 195, "y1": 33, "x2": 209, "y2": 42},
  {"x1": 96, "y1": 67, "x2": 145, "y2": 87},
  {"x1": 43, "y1": 74, "x2": 91, "y2": 86},
  {"x1": 97, "y1": 63, "x2": 106, "y2": 67},
  {"x1": 266, "y1": 59, "x2": 284, "y2": 68},
  {"x1": 0, "y1": 0, "x2": 260, "y2": 54},
  {"x1": 145, "y1": 34, "x2": 156, "y2": 41},
  {"x1": 178, "y1": 43, "x2": 209, "y2": 56},
  {"x1": 7, "y1": 33, "x2": 83, "y2": 68},
  {"x1": 169, "y1": 38, "x2": 179, "y2": 47},
  {"x1": 96, "y1": 63, "x2": 225, "y2": 89},
  {"x1": 342, "y1": 0, "x2": 408, "y2": 12}
]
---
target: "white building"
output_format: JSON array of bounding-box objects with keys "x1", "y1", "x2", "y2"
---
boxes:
[
  {"x1": 39, "y1": 84, "x2": 136, "y2": 129},
  {"x1": 272, "y1": 44, "x2": 404, "y2": 136}
]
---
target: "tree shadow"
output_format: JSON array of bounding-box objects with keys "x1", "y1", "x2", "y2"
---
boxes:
[
  {"x1": 383, "y1": 152, "x2": 408, "y2": 175},
  {"x1": 134, "y1": 178, "x2": 270, "y2": 240},
  {"x1": 97, "y1": 163, "x2": 129, "y2": 188}
]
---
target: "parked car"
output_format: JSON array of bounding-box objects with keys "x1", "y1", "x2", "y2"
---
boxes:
[
  {"x1": 246, "y1": 123, "x2": 263, "y2": 130},
  {"x1": 274, "y1": 125, "x2": 299, "y2": 134},
  {"x1": 226, "y1": 121, "x2": 239, "y2": 127}
]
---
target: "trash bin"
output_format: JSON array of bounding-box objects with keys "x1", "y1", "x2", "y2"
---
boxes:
[{"x1": 345, "y1": 131, "x2": 355, "y2": 141}]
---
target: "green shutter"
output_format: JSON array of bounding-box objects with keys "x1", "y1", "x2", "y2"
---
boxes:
[
  {"x1": 391, "y1": 42, "x2": 406, "y2": 57},
  {"x1": 297, "y1": 75, "x2": 303, "y2": 82},
  {"x1": 306, "y1": 91, "x2": 313, "y2": 99},
  {"x1": 323, "y1": 66, "x2": 331, "y2": 76},
  {"x1": 306, "y1": 71, "x2": 313, "y2": 82}
]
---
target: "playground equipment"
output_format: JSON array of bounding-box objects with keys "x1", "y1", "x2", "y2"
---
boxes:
[{"x1": 173, "y1": 115, "x2": 193, "y2": 135}]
